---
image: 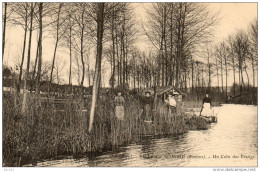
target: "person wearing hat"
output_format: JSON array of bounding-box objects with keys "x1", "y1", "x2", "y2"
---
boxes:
[
  {"x1": 114, "y1": 91, "x2": 125, "y2": 120},
  {"x1": 140, "y1": 91, "x2": 154, "y2": 122},
  {"x1": 200, "y1": 92, "x2": 213, "y2": 117}
]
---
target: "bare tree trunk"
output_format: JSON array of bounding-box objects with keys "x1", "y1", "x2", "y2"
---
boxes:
[
  {"x1": 87, "y1": 58, "x2": 90, "y2": 86},
  {"x1": 125, "y1": 40, "x2": 128, "y2": 84},
  {"x1": 36, "y1": 3, "x2": 43, "y2": 94},
  {"x1": 18, "y1": 9, "x2": 28, "y2": 93},
  {"x1": 244, "y1": 63, "x2": 250, "y2": 91},
  {"x1": 49, "y1": 38, "x2": 59, "y2": 88},
  {"x1": 184, "y1": 72, "x2": 187, "y2": 92},
  {"x1": 116, "y1": 27, "x2": 120, "y2": 87},
  {"x1": 232, "y1": 60, "x2": 236, "y2": 96},
  {"x1": 80, "y1": 10, "x2": 85, "y2": 89},
  {"x1": 89, "y1": 3, "x2": 105, "y2": 133},
  {"x1": 2, "y1": 2, "x2": 7, "y2": 61},
  {"x1": 175, "y1": 4, "x2": 181, "y2": 88},
  {"x1": 56, "y1": 62, "x2": 59, "y2": 84},
  {"x1": 119, "y1": 34, "x2": 123, "y2": 87},
  {"x1": 238, "y1": 65, "x2": 241, "y2": 94},
  {"x1": 69, "y1": 20, "x2": 72, "y2": 87},
  {"x1": 179, "y1": 4, "x2": 186, "y2": 89},
  {"x1": 169, "y1": 4, "x2": 174, "y2": 85},
  {"x1": 49, "y1": 4, "x2": 62, "y2": 92},
  {"x1": 122, "y1": 13, "x2": 126, "y2": 86},
  {"x1": 163, "y1": 5, "x2": 168, "y2": 86},
  {"x1": 207, "y1": 51, "x2": 211, "y2": 88},
  {"x1": 137, "y1": 71, "x2": 140, "y2": 90},
  {"x1": 111, "y1": 9, "x2": 116, "y2": 88},
  {"x1": 33, "y1": 35, "x2": 39, "y2": 80},
  {"x1": 220, "y1": 58, "x2": 223, "y2": 93},
  {"x1": 251, "y1": 59, "x2": 255, "y2": 87},
  {"x1": 216, "y1": 58, "x2": 219, "y2": 93},
  {"x1": 191, "y1": 59, "x2": 194, "y2": 92},
  {"x1": 201, "y1": 66, "x2": 204, "y2": 88},
  {"x1": 122, "y1": 39, "x2": 126, "y2": 86},
  {"x1": 225, "y1": 62, "x2": 228, "y2": 100},
  {"x1": 240, "y1": 62, "x2": 245, "y2": 93},
  {"x1": 133, "y1": 59, "x2": 136, "y2": 89},
  {"x1": 22, "y1": 3, "x2": 34, "y2": 113}
]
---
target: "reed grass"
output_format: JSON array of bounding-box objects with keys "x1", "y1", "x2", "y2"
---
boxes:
[{"x1": 3, "y1": 92, "x2": 207, "y2": 167}]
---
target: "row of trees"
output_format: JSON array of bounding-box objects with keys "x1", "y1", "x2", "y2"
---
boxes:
[
  {"x1": 103, "y1": 3, "x2": 222, "y2": 92},
  {"x1": 3, "y1": 3, "x2": 138, "y2": 89},
  {"x1": 2, "y1": 3, "x2": 257, "y2": 130},
  {"x1": 142, "y1": 3, "x2": 218, "y2": 88},
  {"x1": 119, "y1": 3, "x2": 257, "y2": 99},
  {"x1": 213, "y1": 21, "x2": 257, "y2": 97},
  {"x1": 3, "y1": 2, "x2": 127, "y2": 132},
  {"x1": 125, "y1": 18, "x2": 257, "y2": 98},
  {"x1": 5, "y1": 3, "x2": 256, "y2": 95}
]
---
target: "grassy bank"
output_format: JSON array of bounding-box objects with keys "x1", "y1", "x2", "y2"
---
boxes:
[{"x1": 3, "y1": 92, "x2": 208, "y2": 167}]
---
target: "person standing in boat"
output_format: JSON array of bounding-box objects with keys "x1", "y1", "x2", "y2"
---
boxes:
[
  {"x1": 114, "y1": 91, "x2": 125, "y2": 120},
  {"x1": 200, "y1": 93, "x2": 213, "y2": 117}
]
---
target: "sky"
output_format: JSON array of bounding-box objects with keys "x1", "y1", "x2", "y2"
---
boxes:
[{"x1": 3, "y1": 2, "x2": 258, "y2": 87}]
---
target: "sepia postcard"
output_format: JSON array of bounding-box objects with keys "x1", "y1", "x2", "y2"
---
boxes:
[{"x1": 1, "y1": 1, "x2": 258, "y2": 170}]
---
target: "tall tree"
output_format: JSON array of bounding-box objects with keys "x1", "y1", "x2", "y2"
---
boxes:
[
  {"x1": 227, "y1": 35, "x2": 237, "y2": 96},
  {"x1": 204, "y1": 45, "x2": 213, "y2": 88},
  {"x1": 10, "y1": 3, "x2": 30, "y2": 93},
  {"x1": 248, "y1": 19, "x2": 257, "y2": 88},
  {"x1": 67, "y1": 11, "x2": 74, "y2": 87},
  {"x1": 233, "y1": 30, "x2": 249, "y2": 94},
  {"x1": 215, "y1": 44, "x2": 224, "y2": 93},
  {"x1": 49, "y1": 3, "x2": 67, "y2": 92},
  {"x1": 2, "y1": 2, "x2": 7, "y2": 60},
  {"x1": 71, "y1": 3, "x2": 91, "y2": 90},
  {"x1": 36, "y1": 3, "x2": 43, "y2": 94},
  {"x1": 22, "y1": 3, "x2": 35, "y2": 113},
  {"x1": 221, "y1": 42, "x2": 229, "y2": 99},
  {"x1": 89, "y1": 3, "x2": 105, "y2": 133}
]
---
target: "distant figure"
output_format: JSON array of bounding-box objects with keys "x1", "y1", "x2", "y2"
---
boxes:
[
  {"x1": 165, "y1": 93, "x2": 177, "y2": 114},
  {"x1": 140, "y1": 91, "x2": 154, "y2": 122},
  {"x1": 200, "y1": 93, "x2": 213, "y2": 117},
  {"x1": 114, "y1": 91, "x2": 125, "y2": 120}
]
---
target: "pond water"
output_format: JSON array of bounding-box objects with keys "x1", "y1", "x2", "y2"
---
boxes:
[{"x1": 33, "y1": 104, "x2": 257, "y2": 167}]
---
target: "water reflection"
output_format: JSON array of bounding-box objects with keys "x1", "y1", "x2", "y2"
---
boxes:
[{"x1": 34, "y1": 104, "x2": 257, "y2": 167}]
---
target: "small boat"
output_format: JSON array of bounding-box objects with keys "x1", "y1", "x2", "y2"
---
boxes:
[
  {"x1": 200, "y1": 107, "x2": 218, "y2": 123},
  {"x1": 185, "y1": 107, "x2": 218, "y2": 123},
  {"x1": 200, "y1": 115, "x2": 217, "y2": 123}
]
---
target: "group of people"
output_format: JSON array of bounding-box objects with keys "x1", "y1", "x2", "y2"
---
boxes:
[
  {"x1": 114, "y1": 91, "x2": 154, "y2": 122},
  {"x1": 113, "y1": 90, "x2": 213, "y2": 121},
  {"x1": 113, "y1": 90, "x2": 178, "y2": 122}
]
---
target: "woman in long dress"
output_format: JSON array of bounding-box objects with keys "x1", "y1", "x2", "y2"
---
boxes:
[
  {"x1": 200, "y1": 93, "x2": 213, "y2": 117},
  {"x1": 114, "y1": 91, "x2": 125, "y2": 120}
]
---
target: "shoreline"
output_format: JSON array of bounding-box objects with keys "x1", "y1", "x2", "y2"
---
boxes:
[
  {"x1": 3, "y1": 94, "x2": 208, "y2": 167},
  {"x1": 22, "y1": 127, "x2": 205, "y2": 167}
]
